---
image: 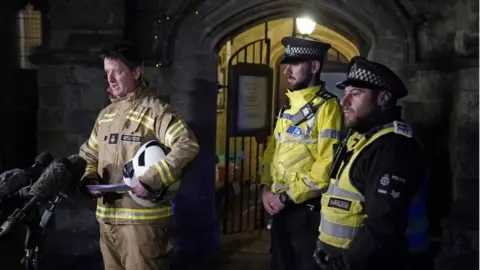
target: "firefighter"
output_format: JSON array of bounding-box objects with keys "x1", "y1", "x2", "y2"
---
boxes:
[
  {"x1": 77, "y1": 42, "x2": 199, "y2": 270},
  {"x1": 260, "y1": 36, "x2": 343, "y2": 270},
  {"x1": 314, "y1": 56, "x2": 427, "y2": 270}
]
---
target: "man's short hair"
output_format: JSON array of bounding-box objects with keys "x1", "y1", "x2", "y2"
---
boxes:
[{"x1": 100, "y1": 41, "x2": 144, "y2": 70}]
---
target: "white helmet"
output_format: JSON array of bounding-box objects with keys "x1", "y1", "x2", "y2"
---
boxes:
[{"x1": 123, "y1": 140, "x2": 177, "y2": 207}]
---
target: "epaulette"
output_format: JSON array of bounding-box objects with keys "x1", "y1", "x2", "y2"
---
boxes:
[
  {"x1": 393, "y1": 121, "x2": 413, "y2": 138},
  {"x1": 316, "y1": 90, "x2": 337, "y2": 101}
]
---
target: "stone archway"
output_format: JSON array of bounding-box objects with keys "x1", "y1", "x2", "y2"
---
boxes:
[
  {"x1": 163, "y1": 0, "x2": 417, "y2": 142},
  {"x1": 165, "y1": 0, "x2": 418, "y2": 162},
  {"x1": 185, "y1": 0, "x2": 414, "y2": 68},
  {"x1": 161, "y1": 0, "x2": 417, "y2": 257}
]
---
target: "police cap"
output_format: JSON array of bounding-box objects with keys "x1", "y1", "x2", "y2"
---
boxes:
[
  {"x1": 100, "y1": 41, "x2": 144, "y2": 69},
  {"x1": 280, "y1": 36, "x2": 331, "y2": 64},
  {"x1": 336, "y1": 56, "x2": 407, "y2": 99}
]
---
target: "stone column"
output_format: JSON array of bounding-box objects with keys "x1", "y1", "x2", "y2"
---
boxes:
[
  {"x1": 411, "y1": 1, "x2": 480, "y2": 268},
  {"x1": 0, "y1": 2, "x2": 32, "y2": 171},
  {"x1": 31, "y1": 0, "x2": 125, "y2": 263},
  {"x1": 0, "y1": 2, "x2": 37, "y2": 266},
  {"x1": 435, "y1": 67, "x2": 479, "y2": 270},
  {"x1": 167, "y1": 52, "x2": 219, "y2": 260},
  {"x1": 402, "y1": 68, "x2": 456, "y2": 241}
]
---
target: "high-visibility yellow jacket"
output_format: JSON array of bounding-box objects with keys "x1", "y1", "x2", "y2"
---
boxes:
[
  {"x1": 260, "y1": 85, "x2": 343, "y2": 204},
  {"x1": 319, "y1": 121, "x2": 414, "y2": 248},
  {"x1": 79, "y1": 81, "x2": 199, "y2": 225}
]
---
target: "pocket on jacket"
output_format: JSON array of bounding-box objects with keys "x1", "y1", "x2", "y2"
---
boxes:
[
  {"x1": 278, "y1": 144, "x2": 314, "y2": 173},
  {"x1": 126, "y1": 106, "x2": 151, "y2": 134}
]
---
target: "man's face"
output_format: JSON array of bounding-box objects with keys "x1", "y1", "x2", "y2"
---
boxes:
[
  {"x1": 283, "y1": 61, "x2": 313, "y2": 90},
  {"x1": 104, "y1": 58, "x2": 140, "y2": 97},
  {"x1": 340, "y1": 86, "x2": 379, "y2": 128}
]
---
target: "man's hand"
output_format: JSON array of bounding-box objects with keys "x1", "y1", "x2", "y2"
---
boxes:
[
  {"x1": 261, "y1": 187, "x2": 285, "y2": 215},
  {"x1": 270, "y1": 194, "x2": 285, "y2": 213},
  {"x1": 88, "y1": 188, "x2": 103, "y2": 198},
  {"x1": 80, "y1": 178, "x2": 103, "y2": 198},
  {"x1": 131, "y1": 181, "x2": 152, "y2": 199},
  {"x1": 313, "y1": 245, "x2": 329, "y2": 269},
  {"x1": 261, "y1": 189, "x2": 277, "y2": 215}
]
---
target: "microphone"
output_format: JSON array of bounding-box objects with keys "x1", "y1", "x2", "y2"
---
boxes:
[
  {"x1": 27, "y1": 152, "x2": 55, "y2": 184},
  {"x1": 0, "y1": 157, "x2": 72, "y2": 237},
  {"x1": 0, "y1": 152, "x2": 53, "y2": 204},
  {"x1": 65, "y1": 154, "x2": 87, "y2": 193},
  {"x1": 39, "y1": 155, "x2": 86, "y2": 228},
  {"x1": 30, "y1": 157, "x2": 72, "y2": 200}
]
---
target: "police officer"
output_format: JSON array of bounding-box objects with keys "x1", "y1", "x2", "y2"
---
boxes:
[
  {"x1": 314, "y1": 56, "x2": 427, "y2": 270},
  {"x1": 78, "y1": 42, "x2": 199, "y2": 270},
  {"x1": 261, "y1": 37, "x2": 343, "y2": 270}
]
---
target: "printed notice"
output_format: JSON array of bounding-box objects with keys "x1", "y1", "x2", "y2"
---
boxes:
[{"x1": 237, "y1": 75, "x2": 268, "y2": 131}]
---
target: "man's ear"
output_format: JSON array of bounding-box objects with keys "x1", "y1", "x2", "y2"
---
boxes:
[
  {"x1": 311, "y1": 60, "x2": 322, "y2": 74},
  {"x1": 133, "y1": 66, "x2": 142, "y2": 80},
  {"x1": 378, "y1": 91, "x2": 392, "y2": 107}
]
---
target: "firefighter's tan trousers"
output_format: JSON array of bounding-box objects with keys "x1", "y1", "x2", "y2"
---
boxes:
[{"x1": 99, "y1": 222, "x2": 171, "y2": 270}]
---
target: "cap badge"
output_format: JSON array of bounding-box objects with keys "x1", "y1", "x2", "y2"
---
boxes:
[{"x1": 285, "y1": 44, "x2": 291, "y2": 55}]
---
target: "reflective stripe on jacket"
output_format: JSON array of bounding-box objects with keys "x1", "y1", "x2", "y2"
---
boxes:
[
  {"x1": 319, "y1": 121, "x2": 413, "y2": 248},
  {"x1": 260, "y1": 85, "x2": 343, "y2": 204},
  {"x1": 79, "y1": 81, "x2": 199, "y2": 225}
]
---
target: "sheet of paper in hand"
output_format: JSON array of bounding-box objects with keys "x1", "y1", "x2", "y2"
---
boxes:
[{"x1": 86, "y1": 184, "x2": 132, "y2": 192}]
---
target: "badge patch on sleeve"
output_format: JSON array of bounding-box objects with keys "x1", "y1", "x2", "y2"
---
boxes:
[
  {"x1": 109, "y1": 133, "x2": 119, "y2": 144},
  {"x1": 121, "y1": 135, "x2": 142, "y2": 142},
  {"x1": 390, "y1": 190, "x2": 401, "y2": 199},
  {"x1": 380, "y1": 174, "x2": 390, "y2": 186},
  {"x1": 327, "y1": 198, "x2": 352, "y2": 211},
  {"x1": 376, "y1": 173, "x2": 406, "y2": 198}
]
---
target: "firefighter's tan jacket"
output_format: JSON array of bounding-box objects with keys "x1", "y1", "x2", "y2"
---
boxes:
[
  {"x1": 79, "y1": 81, "x2": 199, "y2": 225},
  {"x1": 260, "y1": 85, "x2": 343, "y2": 204}
]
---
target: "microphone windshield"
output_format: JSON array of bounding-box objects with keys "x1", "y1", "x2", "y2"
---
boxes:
[
  {"x1": 0, "y1": 169, "x2": 30, "y2": 201},
  {"x1": 29, "y1": 157, "x2": 71, "y2": 200},
  {"x1": 67, "y1": 155, "x2": 86, "y2": 181},
  {"x1": 35, "y1": 152, "x2": 54, "y2": 168},
  {"x1": 66, "y1": 155, "x2": 87, "y2": 192}
]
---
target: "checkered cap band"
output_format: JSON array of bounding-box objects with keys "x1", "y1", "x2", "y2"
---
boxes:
[
  {"x1": 285, "y1": 45, "x2": 324, "y2": 57},
  {"x1": 348, "y1": 63, "x2": 391, "y2": 90}
]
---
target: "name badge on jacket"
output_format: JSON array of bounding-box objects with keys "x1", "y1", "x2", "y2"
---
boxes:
[{"x1": 286, "y1": 126, "x2": 303, "y2": 136}]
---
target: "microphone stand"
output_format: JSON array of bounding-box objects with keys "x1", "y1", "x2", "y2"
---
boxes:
[
  {"x1": 39, "y1": 193, "x2": 66, "y2": 229},
  {"x1": 0, "y1": 193, "x2": 66, "y2": 270},
  {"x1": 28, "y1": 193, "x2": 67, "y2": 270},
  {"x1": 22, "y1": 207, "x2": 41, "y2": 270},
  {"x1": 0, "y1": 198, "x2": 44, "y2": 270}
]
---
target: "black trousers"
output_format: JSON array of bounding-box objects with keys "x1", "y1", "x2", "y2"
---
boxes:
[{"x1": 270, "y1": 201, "x2": 320, "y2": 270}]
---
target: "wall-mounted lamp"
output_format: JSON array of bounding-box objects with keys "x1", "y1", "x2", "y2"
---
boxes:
[{"x1": 296, "y1": 17, "x2": 316, "y2": 35}]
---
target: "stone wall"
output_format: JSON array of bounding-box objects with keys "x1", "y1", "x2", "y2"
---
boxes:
[
  {"x1": 436, "y1": 67, "x2": 479, "y2": 270},
  {"x1": 406, "y1": 0, "x2": 479, "y2": 268},
  {"x1": 35, "y1": 65, "x2": 106, "y2": 256}
]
